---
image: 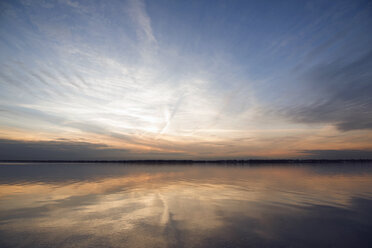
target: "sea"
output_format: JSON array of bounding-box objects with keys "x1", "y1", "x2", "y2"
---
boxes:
[{"x1": 0, "y1": 162, "x2": 371, "y2": 247}]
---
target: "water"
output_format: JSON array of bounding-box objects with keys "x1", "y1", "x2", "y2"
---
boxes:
[{"x1": 0, "y1": 163, "x2": 371, "y2": 248}]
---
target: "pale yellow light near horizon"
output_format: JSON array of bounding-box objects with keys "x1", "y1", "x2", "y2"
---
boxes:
[{"x1": 1, "y1": 0, "x2": 371, "y2": 159}]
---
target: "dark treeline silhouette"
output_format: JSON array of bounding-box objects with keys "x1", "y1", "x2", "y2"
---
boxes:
[{"x1": 0, "y1": 159, "x2": 371, "y2": 164}]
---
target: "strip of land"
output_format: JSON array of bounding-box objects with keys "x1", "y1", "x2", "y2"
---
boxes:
[{"x1": 0, "y1": 159, "x2": 371, "y2": 164}]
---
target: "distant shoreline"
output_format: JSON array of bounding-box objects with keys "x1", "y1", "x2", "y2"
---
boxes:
[{"x1": 1, "y1": 159, "x2": 372, "y2": 164}]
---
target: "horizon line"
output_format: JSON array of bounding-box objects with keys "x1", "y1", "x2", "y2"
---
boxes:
[{"x1": 1, "y1": 159, "x2": 372, "y2": 164}]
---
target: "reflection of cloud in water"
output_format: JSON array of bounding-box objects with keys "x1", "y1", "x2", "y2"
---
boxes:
[{"x1": 0, "y1": 164, "x2": 372, "y2": 247}]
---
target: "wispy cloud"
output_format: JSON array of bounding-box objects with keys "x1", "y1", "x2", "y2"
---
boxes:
[
  {"x1": 0, "y1": 0, "x2": 371, "y2": 158},
  {"x1": 127, "y1": 0, "x2": 156, "y2": 44},
  {"x1": 276, "y1": 50, "x2": 372, "y2": 131}
]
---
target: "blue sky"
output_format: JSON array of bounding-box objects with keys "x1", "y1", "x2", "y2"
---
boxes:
[{"x1": 0, "y1": 0, "x2": 371, "y2": 159}]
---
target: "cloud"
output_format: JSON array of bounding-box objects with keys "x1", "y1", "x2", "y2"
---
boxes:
[
  {"x1": 300, "y1": 149, "x2": 372, "y2": 159},
  {"x1": 0, "y1": 138, "x2": 197, "y2": 160},
  {"x1": 0, "y1": 139, "x2": 131, "y2": 160},
  {"x1": 279, "y1": 49, "x2": 372, "y2": 131},
  {"x1": 126, "y1": 0, "x2": 156, "y2": 44},
  {"x1": 1, "y1": 0, "x2": 372, "y2": 159}
]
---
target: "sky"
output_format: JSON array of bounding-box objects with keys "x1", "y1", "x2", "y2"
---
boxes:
[{"x1": 0, "y1": 0, "x2": 371, "y2": 160}]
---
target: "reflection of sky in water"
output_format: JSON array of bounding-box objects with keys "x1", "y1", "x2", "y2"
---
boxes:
[{"x1": 0, "y1": 163, "x2": 372, "y2": 247}]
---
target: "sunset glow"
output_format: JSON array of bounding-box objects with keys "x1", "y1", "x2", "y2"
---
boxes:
[{"x1": 1, "y1": 0, "x2": 371, "y2": 159}]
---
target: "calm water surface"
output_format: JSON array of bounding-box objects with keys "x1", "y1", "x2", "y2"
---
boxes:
[{"x1": 0, "y1": 163, "x2": 371, "y2": 247}]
